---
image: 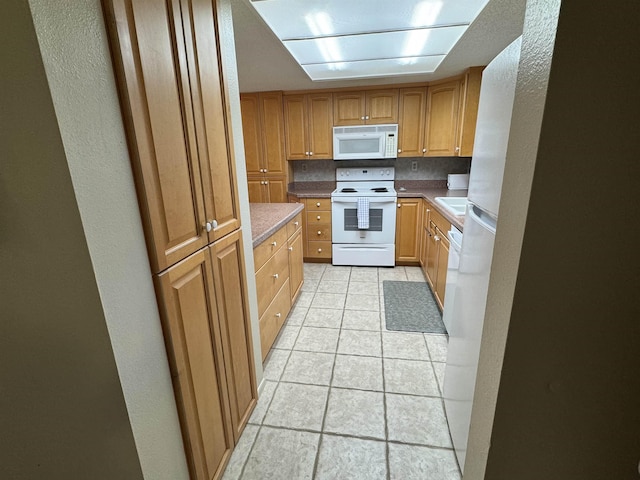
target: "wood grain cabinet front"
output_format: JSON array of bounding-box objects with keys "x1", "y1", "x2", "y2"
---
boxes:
[
  {"x1": 422, "y1": 200, "x2": 452, "y2": 310},
  {"x1": 304, "y1": 198, "x2": 332, "y2": 260},
  {"x1": 333, "y1": 89, "x2": 399, "y2": 126},
  {"x1": 395, "y1": 198, "x2": 423, "y2": 264},
  {"x1": 283, "y1": 93, "x2": 333, "y2": 160}
]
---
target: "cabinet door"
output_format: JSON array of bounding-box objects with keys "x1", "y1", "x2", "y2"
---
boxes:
[
  {"x1": 366, "y1": 89, "x2": 399, "y2": 124},
  {"x1": 104, "y1": 0, "x2": 208, "y2": 273},
  {"x1": 283, "y1": 95, "x2": 309, "y2": 160},
  {"x1": 333, "y1": 92, "x2": 366, "y2": 125},
  {"x1": 183, "y1": 0, "x2": 240, "y2": 241},
  {"x1": 260, "y1": 92, "x2": 287, "y2": 175},
  {"x1": 209, "y1": 231, "x2": 257, "y2": 442},
  {"x1": 426, "y1": 221, "x2": 438, "y2": 289},
  {"x1": 265, "y1": 177, "x2": 287, "y2": 203},
  {"x1": 425, "y1": 80, "x2": 461, "y2": 156},
  {"x1": 456, "y1": 67, "x2": 483, "y2": 157},
  {"x1": 247, "y1": 178, "x2": 265, "y2": 203},
  {"x1": 398, "y1": 87, "x2": 427, "y2": 157},
  {"x1": 288, "y1": 229, "x2": 304, "y2": 302},
  {"x1": 435, "y1": 232, "x2": 449, "y2": 308},
  {"x1": 395, "y1": 198, "x2": 422, "y2": 263},
  {"x1": 240, "y1": 93, "x2": 263, "y2": 175},
  {"x1": 307, "y1": 93, "x2": 333, "y2": 159},
  {"x1": 155, "y1": 248, "x2": 233, "y2": 480}
]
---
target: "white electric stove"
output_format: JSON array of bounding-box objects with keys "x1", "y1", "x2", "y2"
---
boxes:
[{"x1": 331, "y1": 167, "x2": 397, "y2": 266}]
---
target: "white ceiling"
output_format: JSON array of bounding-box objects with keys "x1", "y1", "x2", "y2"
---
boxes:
[{"x1": 231, "y1": 0, "x2": 526, "y2": 92}]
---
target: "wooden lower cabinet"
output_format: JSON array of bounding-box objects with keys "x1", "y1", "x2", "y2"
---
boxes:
[
  {"x1": 254, "y1": 211, "x2": 304, "y2": 360},
  {"x1": 155, "y1": 231, "x2": 257, "y2": 479},
  {"x1": 247, "y1": 176, "x2": 287, "y2": 203},
  {"x1": 304, "y1": 198, "x2": 332, "y2": 260},
  {"x1": 395, "y1": 198, "x2": 422, "y2": 264},
  {"x1": 422, "y1": 200, "x2": 452, "y2": 310}
]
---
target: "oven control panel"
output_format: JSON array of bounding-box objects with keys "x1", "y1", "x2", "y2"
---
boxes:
[{"x1": 336, "y1": 167, "x2": 394, "y2": 181}]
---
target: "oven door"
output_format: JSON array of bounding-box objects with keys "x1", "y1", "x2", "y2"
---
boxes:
[{"x1": 331, "y1": 196, "x2": 397, "y2": 244}]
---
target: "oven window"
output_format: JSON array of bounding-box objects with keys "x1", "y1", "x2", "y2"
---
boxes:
[{"x1": 344, "y1": 208, "x2": 383, "y2": 231}]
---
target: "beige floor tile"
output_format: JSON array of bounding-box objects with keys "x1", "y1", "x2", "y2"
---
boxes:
[
  {"x1": 317, "y1": 279, "x2": 349, "y2": 294},
  {"x1": 242, "y1": 427, "x2": 319, "y2": 480},
  {"x1": 324, "y1": 388, "x2": 385, "y2": 439},
  {"x1": 315, "y1": 435, "x2": 387, "y2": 480},
  {"x1": 382, "y1": 332, "x2": 430, "y2": 360},
  {"x1": 262, "y1": 349, "x2": 290, "y2": 381},
  {"x1": 294, "y1": 291, "x2": 315, "y2": 308},
  {"x1": 405, "y1": 266, "x2": 427, "y2": 282},
  {"x1": 248, "y1": 380, "x2": 277, "y2": 425},
  {"x1": 304, "y1": 308, "x2": 344, "y2": 328},
  {"x1": 378, "y1": 266, "x2": 407, "y2": 281},
  {"x1": 272, "y1": 325, "x2": 300, "y2": 350},
  {"x1": 304, "y1": 263, "x2": 327, "y2": 279},
  {"x1": 388, "y1": 443, "x2": 461, "y2": 480},
  {"x1": 338, "y1": 330, "x2": 382, "y2": 357},
  {"x1": 432, "y1": 362, "x2": 446, "y2": 394},
  {"x1": 321, "y1": 266, "x2": 352, "y2": 281},
  {"x1": 386, "y1": 394, "x2": 452, "y2": 447},
  {"x1": 349, "y1": 267, "x2": 379, "y2": 283},
  {"x1": 384, "y1": 358, "x2": 440, "y2": 396},
  {"x1": 425, "y1": 334, "x2": 449, "y2": 362},
  {"x1": 345, "y1": 293, "x2": 380, "y2": 311},
  {"x1": 281, "y1": 351, "x2": 335, "y2": 386},
  {"x1": 263, "y1": 382, "x2": 328, "y2": 431},
  {"x1": 332, "y1": 354, "x2": 383, "y2": 391},
  {"x1": 294, "y1": 326, "x2": 340, "y2": 353},
  {"x1": 285, "y1": 304, "x2": 308, "y2": 326},
  {"x1": 347, "y1": 281, "x2": 379, "y2": 295},
  {"x1": 311, "y1": 292, "x2": 347, "y2": 309},
  {"x1": 342, "y1": 310, "x2": 381, "y2": 331},
  {"x1": 300, "y1": 276, "x2": 320, "y2": 292}
]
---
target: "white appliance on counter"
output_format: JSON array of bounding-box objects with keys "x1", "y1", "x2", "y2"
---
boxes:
[
  {"x1": 443, "y1": 36, "x2": 522, "y2": 472},
  {"x1": 333, "y1": 124, "x2": 398, "y2": 160},
  {"x1": 331, "y1": 167, "x2": 396, "y2": 266}
]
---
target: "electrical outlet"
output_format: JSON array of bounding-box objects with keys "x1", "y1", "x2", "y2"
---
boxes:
[
  {"x1": 301, "y1": 163, "x2": 307, "y2": 172},
  {"x1": 411, "y1": 161, "x2": 418, "y2": 171}
]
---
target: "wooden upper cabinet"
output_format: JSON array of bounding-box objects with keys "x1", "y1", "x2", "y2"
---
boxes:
[
  {"x1": 456, "y1": 66, "x2": 483, "y2": 157},
  {"x1": 333, "y1": 89, "x2": 398, "y2": 125},
  {"x1": 155, "y1": 248, "x2": 234, "y2": 480},
  {"x1": 425, "y1": 80, "x2": 461, "y2": 157},
  {"x1": 104, "y1": 0, "x2": 241, "y2": 272},
  {"x1": 398, "y1": 87, "x2": 427, "y2": 157},
  {"x1": 240, "y1": 92, "x2": 286, "y2": 176},
  {"x1": 284, "y1": 93, "x2": 333, "y2": 160}
]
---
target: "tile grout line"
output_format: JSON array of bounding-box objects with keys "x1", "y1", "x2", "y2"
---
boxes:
[
  {"x1": 378, "y1": 275, "x2": 391, "y2": 480},
  {"x1": 310, "y1": 266, "x2": 349, "y2": 479}
]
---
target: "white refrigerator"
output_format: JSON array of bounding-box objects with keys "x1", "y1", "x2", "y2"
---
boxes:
[{"x1": 442, "y1": 36, "x2": 522, "y2": 472}]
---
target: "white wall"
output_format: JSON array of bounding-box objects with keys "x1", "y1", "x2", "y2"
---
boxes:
[{"x1": 27, "y1": 1, "x2": 189, "y2": 478}]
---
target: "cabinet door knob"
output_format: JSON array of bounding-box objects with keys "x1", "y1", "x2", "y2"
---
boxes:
[
  {"x1": 361, "y1": 116, "x2": 365, "y2": 120},
  {"x1": 309, "y1": 152, "x2": 313, "y2": 156},
  {"x1": 397, "y1": 203, "x2": 401, "y2": 208},
  {"x1": 422, "y1": 148, "x2": 426, "y2": 153},
  {"x1": 294, "y1": 221, "x2": 299, "y2": 226},
  {"x1": 271, "y1": 241, "x2": 277, "y2": 247},
  {"x1": 273, "y1": 273, "x2": 279, "y2": 279},
  {"x1": 317, "y1": 215, "x2": 321, "y2": 220},
  {"x1": 212, "y1": 219, "x2": 218, "y2": 229},
  {"x1": 455, "y1": 146, "x2": 460, "y2": 152},
  {"x1": 275, "y1": 313, "x2": 282, "y2": 318},
  {"x1": 265, "y1": 181, "x2": 269, "y2": 185},
  {"x1": 318, "y1": 248, "x2": 322, "y2": 253},
  {"x1": 305, "y1": 152, "x2": 309, "y2": 155},
  {"x1": 398, "y1": 149, "x2": 402, "y2": 153},
  {"x1": 317, "y1": 230, "x2": 321, "y2": 235},
  {"x1": 204, "y1": 222, "x2": 212, "y2": 232},
  {"x1": 316, "y1": 202, "x2": 321, "y2": 207},
  {"x1": 365, "y1": 115, "x2": 369, "y2": 120},
  {"x1": 288, "y1": 246, "x2": 293, "y2": 251},
  {"x1": 434, "y1": 235, "x2": 440, "y2": 242}
]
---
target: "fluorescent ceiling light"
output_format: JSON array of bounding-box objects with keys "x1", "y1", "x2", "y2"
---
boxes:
[{"x1": 250, "y1": 0, "x2": 490, "y2": 81}]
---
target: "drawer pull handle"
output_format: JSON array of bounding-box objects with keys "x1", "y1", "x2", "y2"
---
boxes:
[
  {"x1": 272, "y1": 273, "x2": 279, "y2": 279},
  {"x1": 317, "y1": 215, "x2": 321, "y2": 220},
  {"x1": 294, "y1": 221, "x2": 299, "y2": 226},
  {"x1": 316, "y1": 202, "x2": 320, "y2": 207},
  {"x1": 317, "y1": 230, "x2": 321, "y2": 235},
  {"x1": 317, "y1": 248, "x2": 322, "y2": 253},
  {"x1": 288, "y1": 247, "x2": 293, "y2": 251},
  {"x1": 271, "y1": 241, "x2": 277, "y2": 247},
  {"x1": 275, "y1": 313, "x2": 282, "y2": 318}
]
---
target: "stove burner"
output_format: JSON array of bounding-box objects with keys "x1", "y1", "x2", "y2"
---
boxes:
[
  {"x1": 371, "y1": 187, "x2": 389, "y2": 193},
  {"x1": 341, "y1": 188, "x2": 357, "y2": 193}
]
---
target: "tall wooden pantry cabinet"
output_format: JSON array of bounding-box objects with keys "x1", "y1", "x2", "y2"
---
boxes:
[{"x1": 103, "y1": 1, "x2": 257, "y2": 479}]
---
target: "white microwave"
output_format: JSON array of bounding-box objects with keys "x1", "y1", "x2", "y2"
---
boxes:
[{"x1": 333, "y1": 124, "x2": 398, "y2": 160}]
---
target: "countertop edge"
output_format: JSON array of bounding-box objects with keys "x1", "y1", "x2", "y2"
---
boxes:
[{"x1": 251, "y1": 203, "x2": 305, "y2": 248}]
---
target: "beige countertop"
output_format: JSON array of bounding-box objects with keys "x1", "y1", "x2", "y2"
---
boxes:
[
  {"x1": 250, "y1": 202, "x2": 304, "y2": 248},
  {"x1": 288, "y1": 180, "x2": 467, "y2": 231}
]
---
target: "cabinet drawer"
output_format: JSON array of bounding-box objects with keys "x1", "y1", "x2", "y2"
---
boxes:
[
  {"x1": 259, "y1": 278, "x2": 292, "y2": 361},
  {"x1": 255, "y1": 245, "x2": 290, "y2": 317},
  {"x1": 307, "y1": 240, "x2": 332, "y2": 258},
  {"x1": 308, "y1": 225, "x2": 332, "y2": 241},
  {"x1": 306, "y1": 198, "x2": 331, "y2": 210},
  {"x1": 254, "y1": 227, "x2": 288, "y2": 272},
  {"x1": 307, "y1": 211, "x2": 332, "y2": 224},
  {"x1": 286, "y1": 212, "x2": 303, "y2": 239},
  {"x1": 429, "y1": 206, "x2": 451, "y2": 233}
]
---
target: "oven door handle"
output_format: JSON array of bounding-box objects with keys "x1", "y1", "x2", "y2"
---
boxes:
[{"x1": 331, "y1": 197, "x2": 397, "y2": 205}]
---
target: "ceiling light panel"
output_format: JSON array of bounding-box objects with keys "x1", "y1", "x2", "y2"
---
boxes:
[
  {"x1": 251, "y1": 0, "x2": 489, "y2": 39},
  {"x1": 284, "y1": 26, "x2": 467, "y2": 65},
  {"x1": 303, "y1": 55, "x2": 446, "y2": 81}
]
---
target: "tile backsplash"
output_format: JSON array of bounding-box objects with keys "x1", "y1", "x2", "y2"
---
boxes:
[{"x1": 292, "y1": 157, "x2": 471, "y2": 182}]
